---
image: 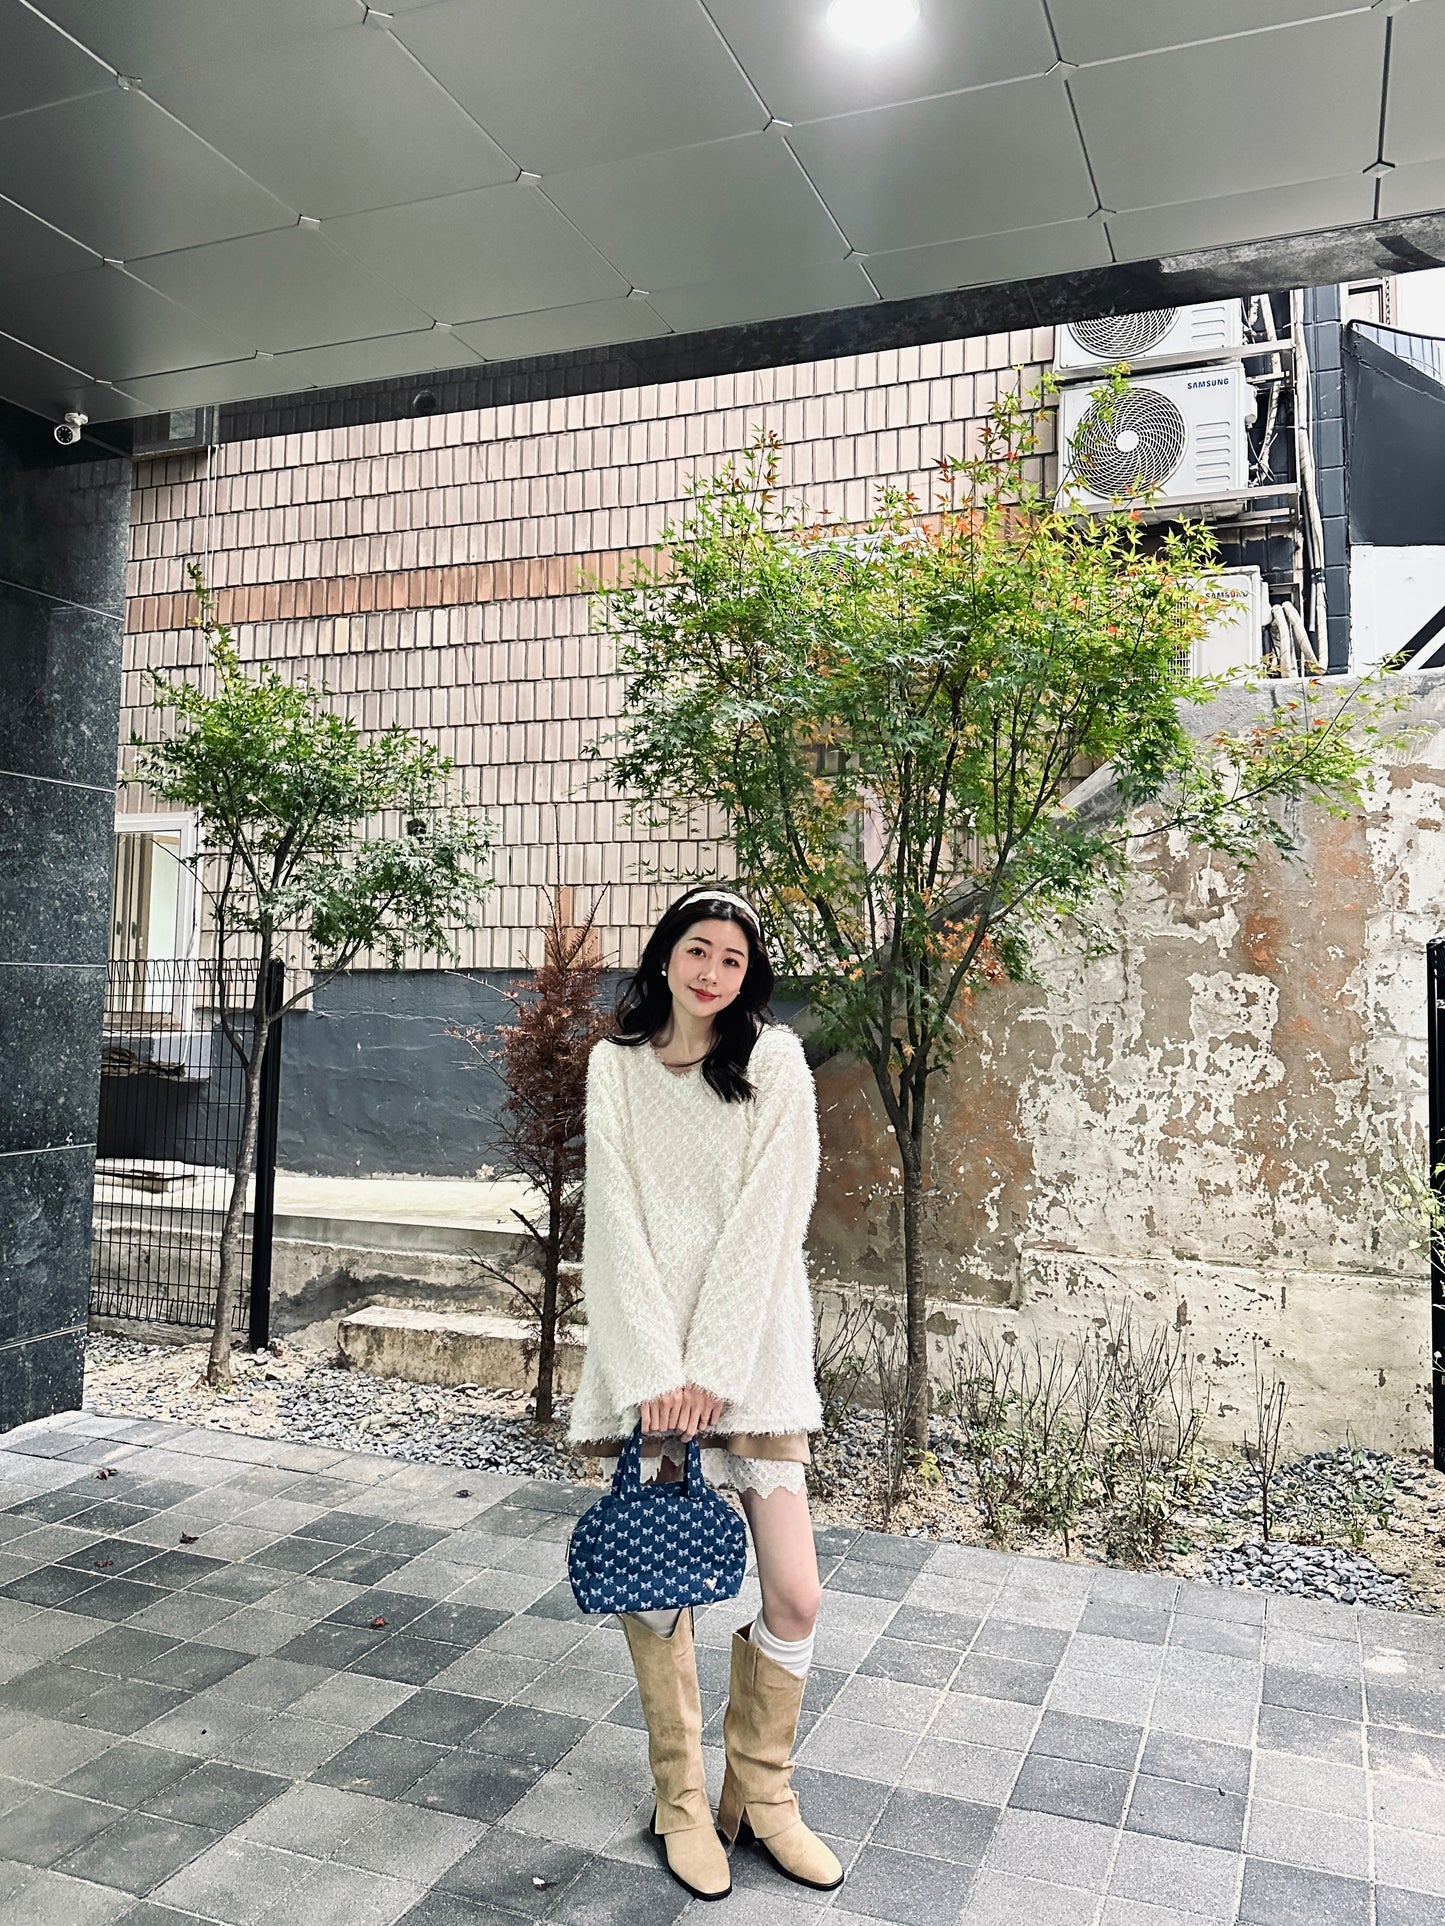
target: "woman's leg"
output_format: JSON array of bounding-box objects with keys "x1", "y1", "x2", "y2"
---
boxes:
[
  {"x1": 718, "y1": 1482, "x2": 842, "y2": 1890},
  {"x1": 739, "y1": 1483, "x2": 821, "y2": 1643}
]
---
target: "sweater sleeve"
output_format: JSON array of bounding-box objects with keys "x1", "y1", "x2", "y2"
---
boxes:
[
  {"x1": 681, "y1": 1029, "x2": 820, "y2": 1407},
  {"x1": 580, "y1": 1043, "x2": 688, "y2": 1410}
]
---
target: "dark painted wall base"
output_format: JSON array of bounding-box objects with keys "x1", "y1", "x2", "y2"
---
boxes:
[
  {"x1": 0, "y1": 1329, "x2": 85, "y2": 1433},
  {"x1": 278, "y1": 968, "x2": 588, "y2": 1177}
]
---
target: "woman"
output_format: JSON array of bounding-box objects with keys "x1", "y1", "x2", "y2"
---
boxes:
[{"x1": 568, "y1": 884, "x2": 841, "y2": 1903}]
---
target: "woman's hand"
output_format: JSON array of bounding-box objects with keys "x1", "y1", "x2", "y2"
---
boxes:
[{"x1": 640, "y1": 1384, "x2": 726, "y2": 1441}]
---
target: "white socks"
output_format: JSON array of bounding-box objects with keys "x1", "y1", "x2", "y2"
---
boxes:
[
  {"x1": 632, "y1": 1607, "x2": 683, "y2": 1638},
  {"x1": 750, "y1": 1613, "x2": 814, "y2": 1679}
]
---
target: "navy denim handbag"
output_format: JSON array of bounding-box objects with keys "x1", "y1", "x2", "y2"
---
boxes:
[{"x1": 567, "y1": 1424, "x2": 748, "y2": 1616}]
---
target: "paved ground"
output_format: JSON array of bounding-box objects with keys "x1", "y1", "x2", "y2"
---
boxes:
[{"x1": 2, "y1": 1414, "x2": 1444, "y2": 1926}]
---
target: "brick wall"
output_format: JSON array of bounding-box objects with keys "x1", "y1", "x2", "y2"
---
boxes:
[{"x1": 122, "y1": 327, "x2": 1054, "y2": 972}]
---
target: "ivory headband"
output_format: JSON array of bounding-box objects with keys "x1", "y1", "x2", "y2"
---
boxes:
[{"x1": 684, "y1": 887, "x2": 762, "y2": 932}]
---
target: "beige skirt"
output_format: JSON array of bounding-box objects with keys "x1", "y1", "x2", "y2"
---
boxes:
[{"x1": 576, "y1": 1431, "x2": 811, "y2": 1498}]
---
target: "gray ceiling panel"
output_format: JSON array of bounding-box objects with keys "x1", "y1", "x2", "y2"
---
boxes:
[
  {"x1": 1379, "y1": 158, "x2": 1445, "y2": 222},
  {"x1": 1050, "y1": 0, "x2": 1371, "y2": 66},
  {"x1": 146, "y1": 22, "x2": 516, "y2": 221},
  {"x1": 648, "y1": 258, "x2": 878, "y2": 332},
  {"x1": 323, "y1": 182, "x2": 628, "y2": 325},
  {"x1": 0, "y1": 3, "x2": 1432, "y2": 424},
  {"x1": 1071, "y1": 13, "x2": 1387, "y2": 210},
  {"x1": 32, "y1": 0, "x2": 364, "y2": 75},
  {"x1": 545, "y1": 133, "x2": 847, "y2": 289},
  {"x1": 0, "y1": 265, "x2": 249, "y2": 381},
  {"x1": 392, "y1": 0, "x2": 765, "y2": 176},
  {"x1": 0, "y1": 0, "x2": 111, "y2": 118},
  {"x1": 788, "y1": 78, "x2": 1094, "y2": 254},
  {"x1": 0, "y1": 90, "x2": 295, "y2": 260},
  {"x1": 0, "y1": 329, "x2": 146, "y2": 422},
  {"x1": 453, "y1": 296, "x2": 671, "y2": 363},
  {"x1": 704, "y1": 0, "x2": 1055, "y2": 124},
  {"x1": 1383, "y1": 3, "x2": 1445, "y2": 168},
  {"x1": 1108, "y1": 176, "x2": 1375, "y2": 265},
  {"x1": 0, "y1": 196, "x2": 99, "y2": 288},
  {"x1": 128, "y1": 227, "x2": 432, "y2": 354},
  {"x1": 866, "y1": 218, "x2": 1109, "y2": 302},
  {"x1": 870, "y1": 219, "x2": 1109, "y2": 304},
  {"x1": 121, "y1": 326, "x2": 483, "y2": 413}
]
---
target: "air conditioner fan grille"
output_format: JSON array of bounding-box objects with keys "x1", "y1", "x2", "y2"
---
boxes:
[
  {"x1": 1073, "y1": 387, "x2": 1187, "y2": 496},
  {"x1": 1069, "y1": 309, "x2": 1178, "y2": 358}
]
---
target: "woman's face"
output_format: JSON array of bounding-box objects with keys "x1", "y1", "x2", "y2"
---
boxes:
[{"x1": 666, "y1": 917, "x2": 749, "y2": 1020}]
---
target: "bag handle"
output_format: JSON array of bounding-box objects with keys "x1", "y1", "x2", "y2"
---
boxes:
[{"x1": 610, "y1": 1423, "x2": 707, "y2": 1498}]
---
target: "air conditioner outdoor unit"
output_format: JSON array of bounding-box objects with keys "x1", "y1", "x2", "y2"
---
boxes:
[
  {"x1": 1173, "y1": 567, "x2": 1266, "y2": 677},
  {"x1": 1054, "y1": 301, "x2": 1245, "y2": 375},
  {"x1": 1057, "y1": 364, "x2": 1252, "y2": 512}
]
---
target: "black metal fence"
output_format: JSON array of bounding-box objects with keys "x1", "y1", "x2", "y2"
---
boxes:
[{"x1": 92, "y1": 958, "x2": 283, "y2": 1344}]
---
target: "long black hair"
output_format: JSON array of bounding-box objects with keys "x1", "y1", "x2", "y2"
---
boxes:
[{"x1": 611, "y1": 885, "x2": 776, "y2": 1102}]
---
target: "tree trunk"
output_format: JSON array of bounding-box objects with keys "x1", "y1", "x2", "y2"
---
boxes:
[
  {"x1": 900, "y1": 1139, "x2": 930, "y2": 1454},
  {"x1": 208, "y1": 1015, "x2": 268, "y2": 1387}
]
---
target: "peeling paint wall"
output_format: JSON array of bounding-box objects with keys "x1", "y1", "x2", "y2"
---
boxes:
[{"x1": 810, "y1": 675, "x2": 1445, "y2": 1454}]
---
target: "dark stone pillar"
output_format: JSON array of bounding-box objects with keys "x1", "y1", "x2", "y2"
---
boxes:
[{"x1": 0, "y1": 399, "x2": 130, "y2": 1431}]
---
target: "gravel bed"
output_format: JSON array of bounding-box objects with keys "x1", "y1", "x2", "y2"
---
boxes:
[
  {"x1": 1203, "y1": 1539, "x2": 1412, "y2": 1607},
  {"x1": 84, "y1": 1333, "x2": 589, "y2": 1484}
]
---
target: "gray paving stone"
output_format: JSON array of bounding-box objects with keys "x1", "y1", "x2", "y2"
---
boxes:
[
  {"x1": 542, "y1": 1850, "x2": 690, "y2": 1925},
  {"x1": 57, "y1": 1811, "x2": 220, "y2": 1896},
  {"x1": 1247, "y1": 1797, "x2": 1369, "y2": 1879},
  {"x1": 467, "y1": 1703, "x2": 590, "y2": 1770},
  {"x1": 1108, "y1": 1830, "x2": 1242, "y2": 1918},
  {"x1": 791, "y1": 1765, "x2": 892, "y2": 1841},
  {"x1": 973, "y1": 1617, "x2": 1071, "y2": 1668},
  {"x1": 1238, "y1": 1856, "x2": 1371, "y2": 1926},
  {"x1": 962, "y1": 1869, "x2": 1099, "y2": 1924},
  {"x1": 1256, "y1": 1705, "x2": 1364, "y2": 1764},
  {"x1": 142, "y1": 1762, "x2": 288, "y2": 1832},
  {"x1": 1010, "y1": 1752, "x2": 1131, "y2": 1826},
  {"x1": 901, "y1": 1736, "x2": 1023, "y2": 1805},
  {"x1": 375, "y1": 1688, "x2": 500, "y2": 1748},
  {"x1": 437, "y1": 1824, "x2": 590, "y2": 1910},
  {"x1": 882, "y1": 1605, "x2": 981, "y2": 1651},
  {"x1": 953, "y1": 1654, "x2": 1055, "y2": 1706},
  {"x1": 404, "y1": 1750, "x2": 544, "y2": 1823},
  {"x1": 1263, "y1": 1666, "x2": 1363, "y2": 1720},
  {"x1": 932, "y1": 1692, "x2": 1038, "y2": 1750},
  {"x1": 1253, "y1": 1749, "x2": 1366, "y2": 1816},
  {"x1": 1046, "y1": 1670, "x2": 1157, "y2": 1728},
  {"x1": 1032, "y1": 1710, "x2": 1142, "y2": 1769},
  {"x1": 1163, "y1": 1617, "x2": 1263, "y2": 1664},
  {"x1": 1126, "y1": 1775, "x2": 1246, "y2": 1851},
  {"x1": 311, "y1": 1731, "x2": 447, "y2": 1799},
  {"x1": 1077, "y1": 1602, "x2": 1172, "y2": 1645},
  {"x1": 0, "y1": 1787, "x2": 125, "y2": 1867},
  {"x1": 58, "y1": 1743, "x2": 197, "y2": 1811},
  {"x1": 872, "y1": 1786, "x2": 998, "y2": 1864},
  {"x1": 795, "y1": 1714, "x2": 918, "y2": 1783},
  {"x1": 1376, "y1": 1777, "x2": 1445, "y2": 1837},
  {"x1": 1377, "y1": 1889, "x2": 1445, "y2": 1924},
  {"x1": 833, "y1": 1843, "x2": 972, "y2": 1924},
  {"x1": 982, "y1": 1808, "x2": 1117, "y2": 1887},
  {"x1": 1138, "y1": 1731, "x2": 1251, "y2": 1794},
  {"x1": 831, "y1": 1673, "x2": 943, "y2": 1735},
  {"x1": 1375, "y1": 1824, "x2": 1445, "y2": 1899},
  {"x1": 858, "y1": 1638, "x2": 961, "y2": 1688},
  {"x1": 0, "y1": 1866, "x2": 132, "y2": 1925}
]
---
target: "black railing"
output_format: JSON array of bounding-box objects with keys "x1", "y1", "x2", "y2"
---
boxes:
[{"x1": 92, "y1": 957, "x2": 283, "y2": 1341}]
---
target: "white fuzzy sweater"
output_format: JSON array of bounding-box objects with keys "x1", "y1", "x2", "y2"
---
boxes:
[{"x1": 567, "y1": 1024, "x2": 825, "y2": 1445}]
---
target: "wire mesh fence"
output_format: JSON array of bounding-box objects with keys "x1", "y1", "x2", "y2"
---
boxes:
[{"x1": 92, "y1": 958, "x2": 278, "y2": 1336}]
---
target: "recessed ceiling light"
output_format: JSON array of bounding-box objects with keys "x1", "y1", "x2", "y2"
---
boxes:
[{"x1": 825, "y1": 0, "x2": 920, "y2": 50}]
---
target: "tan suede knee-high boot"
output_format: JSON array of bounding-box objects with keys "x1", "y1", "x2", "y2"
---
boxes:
[
  {"x1": 620, "y1": 1610, "x2": 731, "y2": 1900},
  {"x1": 716, "y1": 1623, "x2": 844, "y2": 1891}
]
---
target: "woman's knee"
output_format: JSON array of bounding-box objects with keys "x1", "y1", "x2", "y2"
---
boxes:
[{"x1": 762, "y1": 1577, "x2": 821, "y2": 1640}]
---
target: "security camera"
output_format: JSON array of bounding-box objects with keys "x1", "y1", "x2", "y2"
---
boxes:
[{"x1": 54, "y1": 411, "x2": 88, "y2": 447}]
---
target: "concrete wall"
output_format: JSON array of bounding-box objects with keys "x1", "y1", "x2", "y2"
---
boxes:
[
  {"x1": 810, "y1": 677, "x2": 1445, "y2": 1455},
  {"x1": 0, "y1": 401, "x2": 130, "y2": 1430}
]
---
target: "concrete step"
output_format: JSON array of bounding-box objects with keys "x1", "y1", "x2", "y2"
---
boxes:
[{"x1": 335, "y1": 1305, "x2": 586, "y2": 1395}]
